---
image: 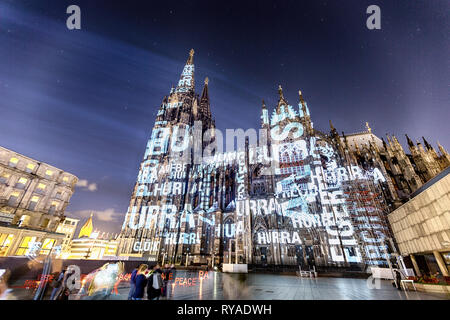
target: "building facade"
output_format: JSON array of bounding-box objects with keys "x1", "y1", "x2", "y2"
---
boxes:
[
  {"x1": 55, "y1": 217, "x2": 79, "y2": 256},
  {"x1": 117, "y1": 50, "x2": 449, "y2": 272},
  {"x1": 66, "y1": 214, "x2": 118, "y2": 260},
  {"x1": 0, "y1": 146, "x2": 78, "y2": 257},
  {"x1": 388, "y1": 167, "x2": 450, "y2": 278}
]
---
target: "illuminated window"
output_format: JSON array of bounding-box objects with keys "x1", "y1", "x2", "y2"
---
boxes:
[
  {"x1": 36, "y1": 183, "x2": 46, "y2": 194},
  {"x1": 8, "y1": 192, "x2": 20, "y2": 206},
  {"x1": 49, "y1": 201, "x2": 59, "y2": 214},
  {"x1": 45, "y1": 170, "x2": 53, "y2": 177},
  {"x1": 0, "y1": 173, "x2": 10, "y2": 184},
  {"x1": 18, "y1": 215, "x2": 30, "y2": 227},
  {"x1": 41, "y1": 218, "x2": 50, "y2": 228},
  {"x1": 26, "y1": 163, "x2": 35, "y2": 173},
  {"x1": 62, "y1": 176, "x2": 69, "y2": 183},
  {"x1": 9, "y1": 157, "x2": 19, "y2": 167},
  {"x1": 15, "y1": 236, "x2": 37, "y2": 256},
  {"x1": 0, "y1": 234, "x2": 14, "y2": 256},
  {"x1": 18, "y1": 177, "x2": 28, "y2": 184},
  {"x1": 28, "y1": 196, "x2": 39, "y2": 211},
  {"x1": 16, "y1": 177, "x2": 28, "y2": 189},
  {"x1": 39, "y1": 239, "x2": 55, "y2": 255}
]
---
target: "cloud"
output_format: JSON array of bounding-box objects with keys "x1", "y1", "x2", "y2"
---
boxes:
[
  {"x1": 74, "y1": 208, "x2": 123, "y2": 222},
  {"x1": 76, "y1": 179, "x2": 98, "y2": 192}
]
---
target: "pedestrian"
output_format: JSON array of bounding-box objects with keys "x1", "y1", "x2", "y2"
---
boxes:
[
  {"x1": 128, "y1": 264, "x2": 141, "y2": 300},
  {"x1": 147, "y1": 264, "x2": 163, "y2": 300},
  {"x1": 162, "y1": 264, "x2": 170, "y2": 297},
  {"x1": 169, "y1": 264, "x2": 176, "y2": 278},
  {"x1": 394, "y1": 269, "x2": 402, "y2": 290},
  {"x1": 50, "y1": 267, "x2": 67, "y2": 300},
  {"x1": 0, "y1": 269, "x2": 16, "y2": 300},
  {"x1": 131, "y1": 264, "x2": 148, "y2": 300},
  {"x1": 58, "y1": 267, "x2": 77, "y2": 300}
]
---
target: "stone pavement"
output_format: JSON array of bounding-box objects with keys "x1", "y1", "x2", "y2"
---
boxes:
[{"x1": 80, "y1": 271, "x2": 450, "y2": 300}]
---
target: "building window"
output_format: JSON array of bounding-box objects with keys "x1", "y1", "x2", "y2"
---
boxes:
[
  {"x1": 15, "y1": 177, "x2": 28, "y2": 189},
  {"x1": 36, "y1": 183, "x2": 46, "y2": 194},
  {"x1": 41, "y1": 218, "x2": 50, "y2": 229},
  {"x1": 0, "y1": 234, "x2": 14, "y2": 256},
  {"x1": 45, "y1": 170, "x2": 54, "y2": 178},
  {"x1": 17, "y1": 215, "x2": 31, "y2": 227},
  {"x1": 49, "y1": 201, "x2": 58, "y2": 214},
  {"x1": 9, "y1": 157, "x2": 19, "y2": 167},
  {"x1": 55, "y1": 191, "x2": 63, "y2": 200},
  {"x1": 39, "y1": 238, "x2": 55, "y2": 255},
  {"x1": 62, "y1": 176, "x2": 69, "y2": 183},
  {"x1": 8, "y1": 192, "x2": 20, "y2": 206},
  {"x1": 15, "y1": 236, "x2": 37, "y2": 256},
  {"x1": 0, "y1": 173, "x2": 10, "y2": 184},
  {"x1": 26, "y1": 163, "x2": 35, "y2": 173},
  {"x1": 28, "y1": 196, "x2": 39, "y2": 211}
]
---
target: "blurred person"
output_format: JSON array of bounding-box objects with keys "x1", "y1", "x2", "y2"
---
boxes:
[
  {"x1": 87, "y1": 262, "x2": 125, "y2": 299},
  {"x1": 132, "y1": 264, "x2": 148, "y2": 300},
  {"x1": 50, "y1": 268, "x2": 67, "y2": 300},
  {"x1": 0, "y1": 269, "x2": 16, "y2": 300},
  {"x1": 393, "y1": 268, "x2": 402, "y2": 290},
  {"x1": 162, "y1": 264, "x2": 170, "y2": 297},
  {"x1": 56, "y1": 267, "x2": 77, "y2": 300},
  {"x1": 128, "y1": 264, "x2": 141, "y2": 300},
  {"x1": 147, "y1": 264, "x2": 163, "y2": 300}
]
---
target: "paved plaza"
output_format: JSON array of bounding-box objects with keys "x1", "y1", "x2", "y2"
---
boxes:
[
  {"x1": 9, "y1": 270, "x2": 449, "y2": 300},
  {"x1": 84, "y1": 271, "x2": 448, "y2": 300}
]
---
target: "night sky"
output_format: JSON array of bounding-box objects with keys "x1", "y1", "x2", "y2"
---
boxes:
[{"x1": 0, "y1": 0, "x2": 449, "y2": 234}]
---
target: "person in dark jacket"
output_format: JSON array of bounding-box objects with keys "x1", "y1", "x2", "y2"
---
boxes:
[
  {"x1": 147, "y1": 265, "x2": 163, "y2": 300},
  {"x1": 50, "y1": 268, "x2": 66, "y2": 300},
  {"x1": 162, "y1": 264, "x2": 170, "y2": 297},
  {"x1": 128, "y1": 265, "x2": 141, "y2": 300},
  {"x1": 131, "y1": 265, "x2": 148, "y2": 300},
  {"x1": 394, "y1": 269, "x2": 402, "y2": 290}
]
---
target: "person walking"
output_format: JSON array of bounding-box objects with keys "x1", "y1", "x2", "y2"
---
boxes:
[
  {"x1": 147, "y1": 265, "x2": 163, "y2": 300},
  {"x1": 49, "y1": 269, "x2": 66, "y2": 300},
  {"x1": 394, "y1": 269, "x2": 402, "y2": 290},
  {"x1": 131, "y1": 264, "x2": 148, "y2": 300},
  {"x1": 128, "y1": 264, "x2": 141, "y2": 300},
  {"x1": 0, "y1": 269, "x2": 16, "y2": 300},
  {"x1": 162, "y1": 264, "x2": 170, "y2": 297}
]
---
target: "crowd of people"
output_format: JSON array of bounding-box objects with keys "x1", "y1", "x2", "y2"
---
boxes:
[{"x1": 128, "y1": 264, "x2": 176, "y2": 300}]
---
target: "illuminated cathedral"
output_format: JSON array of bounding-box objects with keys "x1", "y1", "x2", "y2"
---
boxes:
[{"x1": 117, "y1": 50, "x2": 449, "y2": 272}]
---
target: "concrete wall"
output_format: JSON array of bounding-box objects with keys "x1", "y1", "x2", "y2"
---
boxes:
[{"x1": 388, "y1": 172, "x2": 450, "y2": 255}]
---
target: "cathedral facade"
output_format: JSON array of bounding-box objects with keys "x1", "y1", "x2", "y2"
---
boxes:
[{"x1": 117, "y1": 50, "x2": 449, "y2": 271}]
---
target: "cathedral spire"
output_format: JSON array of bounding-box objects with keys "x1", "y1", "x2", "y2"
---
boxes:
[
  {"x1": 422, "y1": 137, "x2": 433, "y2": 151},
  {"x1": 405, "y1": 134, "x2": 414, "y2": 148},
  {"x1": 198, "y1": 76, "x2": 212, "y2": 123},
  {"x1": 201, "y1": 77, "x2": 209, "y2": 101},
  {"x1": 261, "y1": 99, "x2": 269, "y2": 126},
  {"x1": 278, "y1": 85, "x2": 285, "y2": 102},
  {"x1": 438, "y1": 141, "x2": 449, "y2": 155},
  {"x1": 175, "y1": 49, "x2": 195, "y2": 93},
  {"x1": 381, "y1": 137, "x2": 388, "y2": 151},
  {"x1": 298, "y1": 90, "x2": 305, "y2": 105},
  {"x1": 188, "y1": 48, "x2": 194, "y2": 62}
]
